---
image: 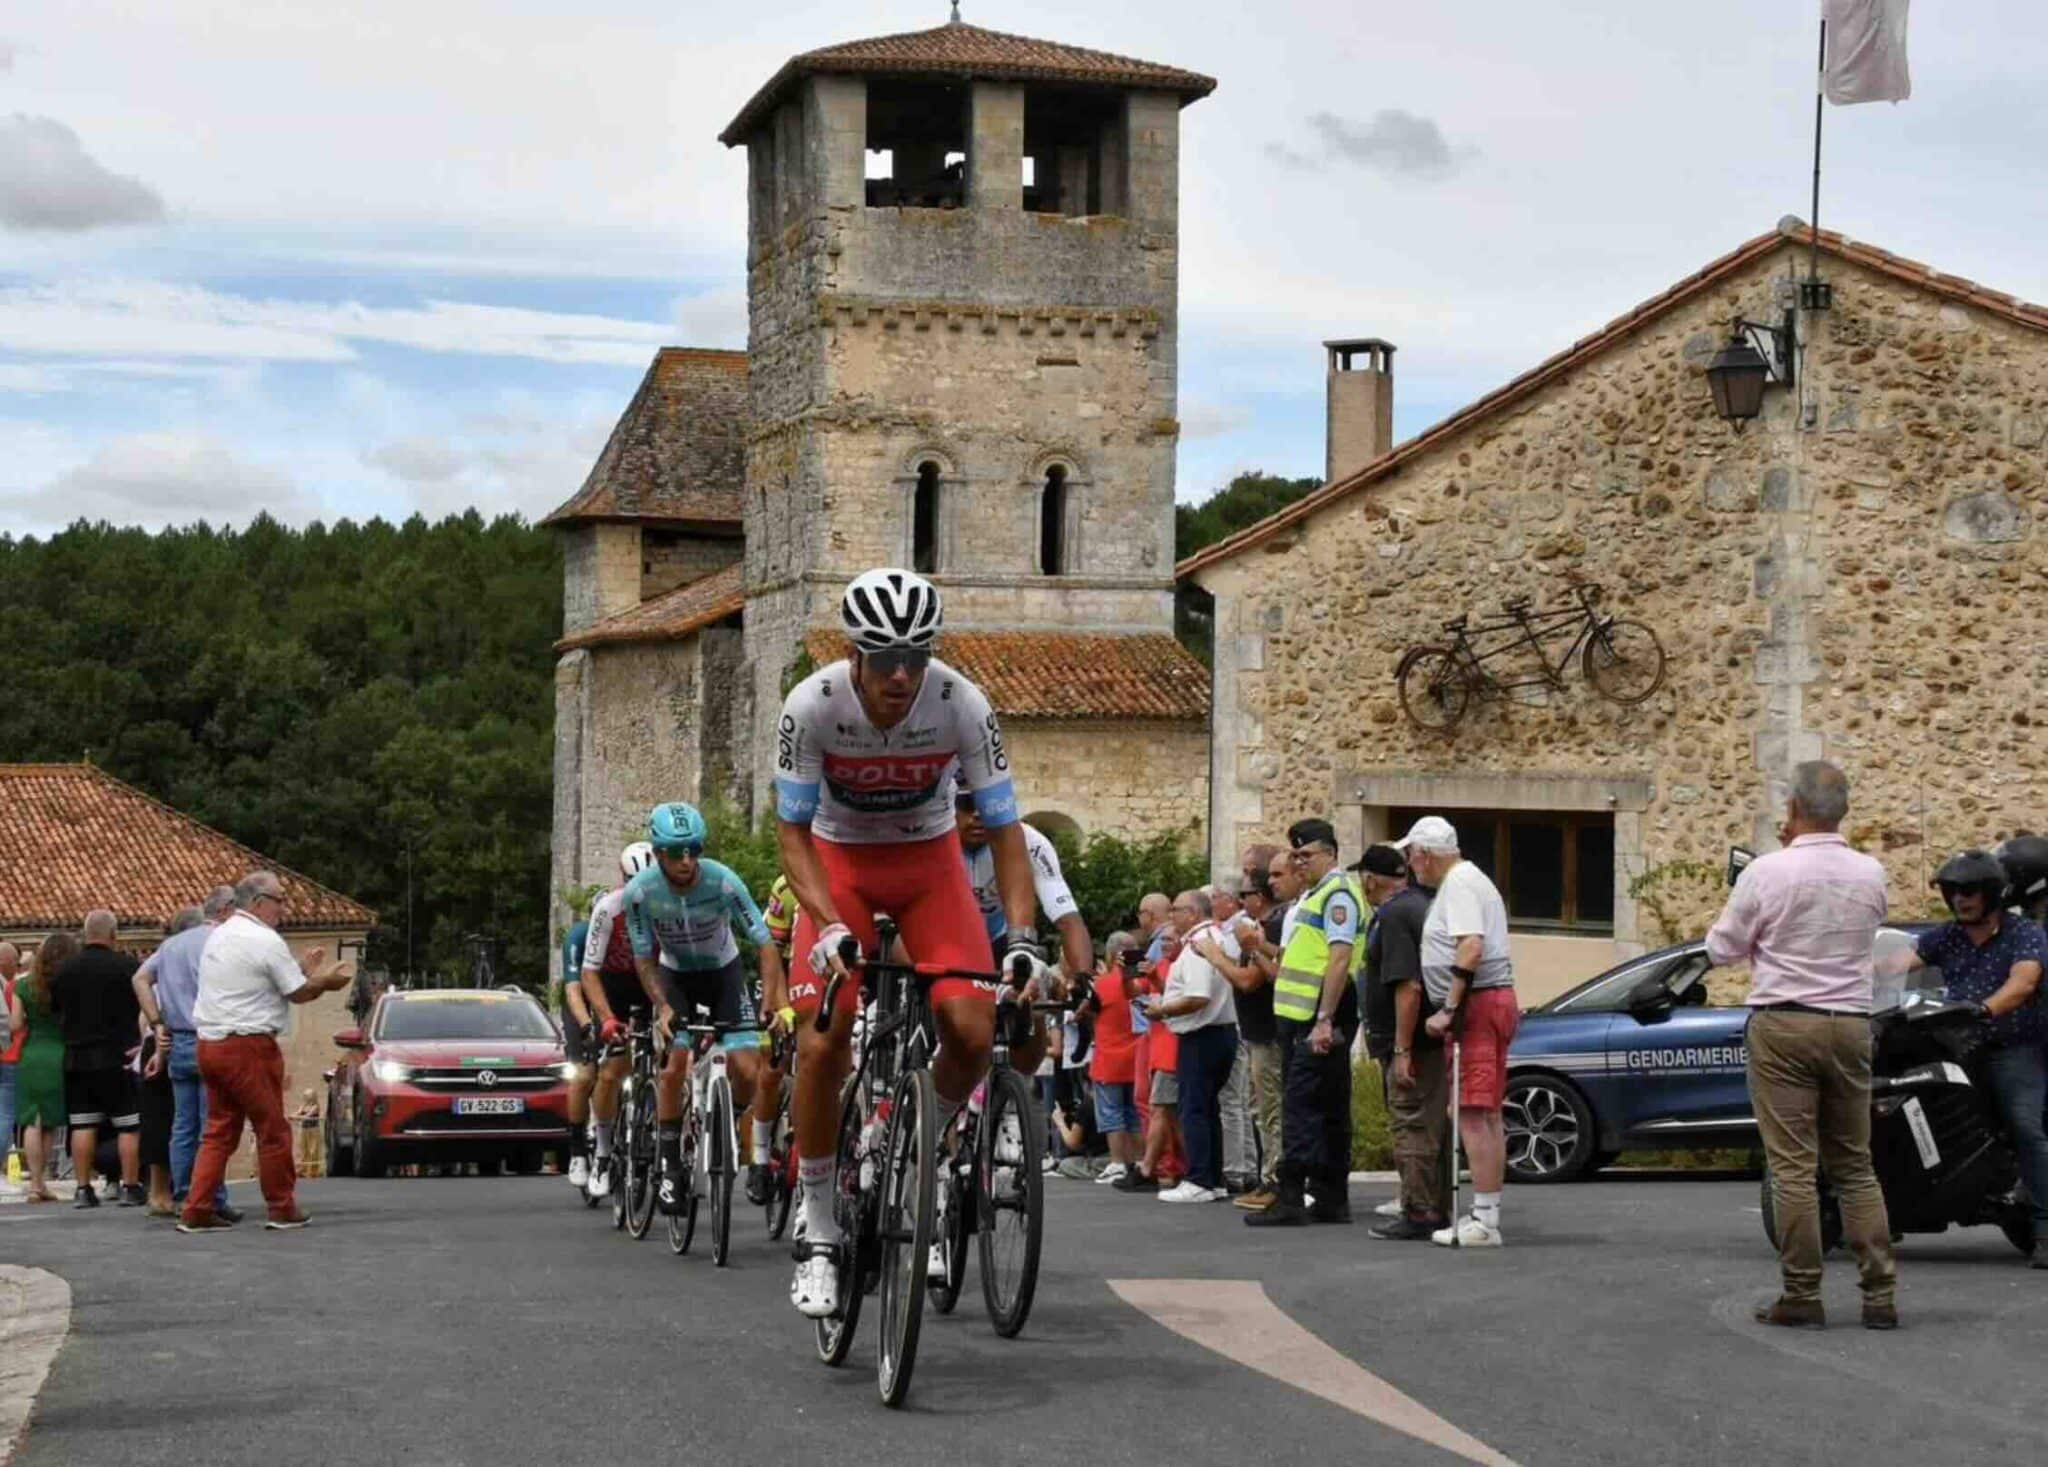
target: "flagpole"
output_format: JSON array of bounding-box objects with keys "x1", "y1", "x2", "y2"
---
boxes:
[{"x1": 1809, "y1": 15, "x2": 1827, "y2": 284}]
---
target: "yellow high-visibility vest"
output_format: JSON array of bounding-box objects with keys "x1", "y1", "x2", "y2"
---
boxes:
[{"x1": 1274, "y1": 870, "x2": 1364, "y2": 1022}]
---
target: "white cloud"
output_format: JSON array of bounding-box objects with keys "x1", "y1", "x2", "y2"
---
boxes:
[
  {"x1": 1267, "y1": 110, "x2": 1469, "y2": 180},
  {"x1": 366, "y1": 435, "x2": 464, "y2": 486},
  {"x1": 0, "y1": 279, "x2": 672, "y2": 366},
  {"x1": 14, "y1": 430, "x2": 315, "y2": 528},
  {"x1": 1178, "y1": 401, "x2": 1255, "y2": 441},
  {"x1": 362, "y1": 409, "x2": 615, "y2": 520},
  {"x1": 0, "y1": 114, "x2": 165, "y2": 230}
]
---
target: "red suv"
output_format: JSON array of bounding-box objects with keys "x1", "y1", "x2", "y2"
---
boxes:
[{"x1": 326, "y1": 987, "x2": 572, "y2": 1177}]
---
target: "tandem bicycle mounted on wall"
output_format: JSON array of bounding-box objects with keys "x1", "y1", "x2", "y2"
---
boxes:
[{"x1": 1394, "y1": 581, "x2": 1667, "y2": 732}]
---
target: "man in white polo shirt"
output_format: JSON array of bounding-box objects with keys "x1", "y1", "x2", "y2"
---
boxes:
[{"x1": 177, "y1": 871, "x2": 353, "y2": 1234}]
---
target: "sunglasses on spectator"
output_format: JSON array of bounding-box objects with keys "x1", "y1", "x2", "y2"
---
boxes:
[
  {"x1": 656, "y1": 841, "x2": 704, "y2": 859},
  {"x1": 864, "y1": 648, "x2": 931, "y2": 677}
]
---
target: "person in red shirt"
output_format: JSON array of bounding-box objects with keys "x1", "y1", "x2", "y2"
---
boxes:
[
  {"x1": 1086, "y1": 934, "x2": 1143, "y2": 1185},
  {"x1": 1119, "y1": 932, "x2": 1188, "y2": 1193}
]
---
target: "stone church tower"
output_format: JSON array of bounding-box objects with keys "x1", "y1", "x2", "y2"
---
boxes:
[{"x1": 546, "y1": 19, "x2": 1215, "y2": 919}]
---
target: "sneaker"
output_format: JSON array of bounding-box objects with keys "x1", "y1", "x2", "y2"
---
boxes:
[
  {"x1": 1369, "y1": 1215, "x2": 1443, "y2": 1241},
  {"x1": 995, "y1": 1111, "x2": 1024, "y2": 1166},
  {"x1": 1431, "y1": 1212, "x2": 1503, "y2": 1248},
  {"x1": 73, "y1": 1185, "x2": 100, "y2": 1210},
  {"x1": 1095, "y1": 1162, "x2": 1128, "y2": 1186},
  {"x1": 792, "y1": 1249, "x2": 839, "y2": 1319},
  {"x1": 216, "y1": 1204, "x2": 245, "y2": 1226},
  {"x1": 1373, "y1": 1198, "x2": 1405, "y2": 1218},
  {"x1": 1233, "y1": 1188, "x2": 1277, "y2": 1212},
  {"x1": 119, "y1": 1183, "x2": 147, "y2": 1208},
  {"x1": 1244, "y1": 1199, "x2": 1309, "y2": 1228},
  {"x1": 1112, "y1": 1169, "x2": 1158, "y2": 1194},
  {"x1": 585, "y1": 1158, "x2": 611, "y2": 1201},
  {"x1": 1159, "y1": 1181, "x2": 1223, "y2": 1203},
  {"x1": 744, "y1": 1164, "x2": 771, "y2": 1206},
  {"x1": 175, "y1": 1213, "x2": 233, "y2": 1234},
  {"x1": 1309, "y1": 1202, "x2": 1353, "y2": 1225},
  {"x1": 568, "y1": 1156, "x2": 590, "y2": 1189},
  {"x1": 1041, "y1": 1154, "x2": 1058, "y2": 1175},
  {"x1": 265, "y1": 1209, "x2": 312, "y2": 1230}
]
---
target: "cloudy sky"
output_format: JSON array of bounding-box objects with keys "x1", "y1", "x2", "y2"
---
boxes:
[{"x1": 4, "y1": 1, "x2": 2045, "y2": 536}]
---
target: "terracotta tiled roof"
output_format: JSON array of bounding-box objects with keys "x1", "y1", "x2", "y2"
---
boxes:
[
  {"x1": 722, "y1": 21, "x2": 1216, "y2": 144},
  {"x1": 801, "y1": 630, "x2": 1208, "y2": 721},
  {"x1": 1178, "y1": 222, "x2": 2048, "y2": 580},
  {"x1": 555, "y1": 563, "x2": 745, "y2": 653},
  {"x1": 542, "y1": 348, "x2": 747, "y2": 528},
  {"x1": 0, "y1": 764, "x2": 376, "y2": 932}
]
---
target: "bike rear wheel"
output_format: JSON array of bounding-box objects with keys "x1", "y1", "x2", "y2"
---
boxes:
[
  {"x1": 709, "y1": 1075, "x2": 735, "y2": 1267},
  {"x1": 666, "y1": 1122, "x2": 699, "y2": 1255},
  {"x1": 877, "y1": 1069, "x2": 937, "y2": 1408},
  {"x1": 1397, "y1": 647, "x2": 1471, "y2": 731},
  {"x1": 977, "y1": 1068, "x2": 1044, "y2": 1338},
  {"x1": 1583, "y1": 618, "x2": 1666, "y2": 704},
  {"x1": 625, "y1": 1082, "x2": 659, "y2": 1240},
  {"x1": 814, "y1": 1089, "x2": 869, "y2": 1368}
]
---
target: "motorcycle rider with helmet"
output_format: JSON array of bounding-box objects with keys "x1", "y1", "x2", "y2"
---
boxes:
[{"x1": 1887, "y1": 848, "x2": 2048, "y2": 1268}]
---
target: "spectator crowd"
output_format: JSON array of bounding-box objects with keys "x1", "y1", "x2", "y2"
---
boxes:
[
  {"x1": 1032, "y1": 810, "x2": 1518, "y2": 1249},
  {"x1": 0, "y1": 871, "x2": 352, "y2": 1231}
]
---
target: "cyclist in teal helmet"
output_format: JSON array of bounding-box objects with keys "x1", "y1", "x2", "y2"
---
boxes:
[{"x1": 620, "y1": 802, "x2": 791, "y2": 1213}]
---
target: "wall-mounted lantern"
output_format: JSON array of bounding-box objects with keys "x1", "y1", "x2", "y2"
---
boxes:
[{"x1": 1704, "y1": 313, "x2": 1797, "y2": 431}]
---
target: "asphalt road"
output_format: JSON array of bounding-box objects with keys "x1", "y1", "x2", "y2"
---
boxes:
[{"x1": 7, "y1": 1170, "x2": 2048, "y2": 1466}]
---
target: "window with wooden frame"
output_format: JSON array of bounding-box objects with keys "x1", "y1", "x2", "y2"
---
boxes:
[{"x1": 1387, "y1": 807, "x2": 1615, "y2": 934}]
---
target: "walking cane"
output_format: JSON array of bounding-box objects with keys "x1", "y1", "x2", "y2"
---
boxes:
[{"x1": 1446, "y1": 1037, "x2": 1462, "y2": 1247}]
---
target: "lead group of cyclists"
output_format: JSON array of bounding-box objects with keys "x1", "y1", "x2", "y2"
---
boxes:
[{"x1": 554, "y1": 567, "x2": 1093, "y2": 1323}]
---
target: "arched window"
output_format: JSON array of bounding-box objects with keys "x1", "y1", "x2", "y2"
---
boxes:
[
  {"x1": 1039, "y1": 464, "x2": 1068, "y2": 575},
  {"x1": 912, "y1": 461, "x2": 941, "y2": 573}
]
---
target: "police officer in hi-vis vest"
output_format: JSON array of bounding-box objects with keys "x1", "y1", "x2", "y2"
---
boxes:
[{"x1": 1245, "y1": 817, "x2": 1363, "y2": 1227}]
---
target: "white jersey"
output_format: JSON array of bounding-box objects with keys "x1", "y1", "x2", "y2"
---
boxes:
[
  {"x1": 774, "y1": 657, "x2": 1018, "y2": 844},
  {"x1": 965, "y1": 823, "x2": 1079, "y2": 941}
]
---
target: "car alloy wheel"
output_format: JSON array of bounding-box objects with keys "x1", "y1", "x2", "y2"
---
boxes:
[{"x1": 1502, "y1": 1074, "x2": 1596, "y2": 1183}]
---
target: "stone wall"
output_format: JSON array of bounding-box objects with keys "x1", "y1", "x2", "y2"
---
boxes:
[
  {"x1": 560, "y1": 523, "x2": 642, "y2": 634},
  {"x1": 1195, "y1": 240, "x2": 2048, "y2": 963},
  {"x1": 1006, "y1": 719, "x2": 1208, "y2": 846},
  {"x1": 641, "y1": 532, "x2": 742, "y2": 601}
]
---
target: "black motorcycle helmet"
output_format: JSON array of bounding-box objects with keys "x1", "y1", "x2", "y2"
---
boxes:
[
  {"x1": 1932, "y1": 849, "x2": 2008, "y2": 916},
  {"x1": 1994, "y1": 834, "x2": 2048, "y2": 919}
]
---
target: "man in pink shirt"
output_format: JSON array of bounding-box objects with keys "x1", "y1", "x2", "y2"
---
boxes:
[{"x1": 1706, "y1": 760, "x2": 1895, "y2": 1330}]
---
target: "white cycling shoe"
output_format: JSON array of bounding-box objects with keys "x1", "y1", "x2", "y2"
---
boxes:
[
  {"x1": 994, "y1": 1111, "x2": 1025, "y2": 1166},
  {"x1": 792, "y1": 1250, "x2": 839, "y2": 1319},
  {"x1": 585, "y1": 1158, "x2": 611, "y2": 1200},
  {"x1": 567, "y1": 1156, "x2": 589, "y2": 1189},
  {"x1": 927, "y1": 1242, "x2": 949, "y2": 1284}
]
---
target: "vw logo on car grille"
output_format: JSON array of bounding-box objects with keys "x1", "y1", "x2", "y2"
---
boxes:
[{"x1": 475, "y1": 1069, "x2": 498, "y2": 1088}]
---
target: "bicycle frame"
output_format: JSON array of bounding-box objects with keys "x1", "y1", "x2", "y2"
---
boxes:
[{"x1": 1446, "y1": 588, "x2": 1611, "y2": 695}]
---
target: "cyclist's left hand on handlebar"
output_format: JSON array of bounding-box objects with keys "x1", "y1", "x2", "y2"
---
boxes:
[
  {"x1": 654, "y1": 1004, "x2": 677, "y2": 1040},
  {"x1": 808, "y1": 922, "x2": 853, "y2": 978}
]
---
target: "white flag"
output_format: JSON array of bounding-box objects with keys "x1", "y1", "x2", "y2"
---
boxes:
[{"x1": 1823, "y1": 0, "x2": 1911, "y2": 105}]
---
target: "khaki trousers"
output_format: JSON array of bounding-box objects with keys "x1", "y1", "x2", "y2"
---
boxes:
[
  {"x1": 1246, "y1": 1039, "x2": 1282, "y2": 1186},
  {"x1": 1747, "y1": 1009, "x2": 1896, "y2": 1306},
  {"x1": 1387, "y1": 1045, "x2": 1451, "y2": 1219}
]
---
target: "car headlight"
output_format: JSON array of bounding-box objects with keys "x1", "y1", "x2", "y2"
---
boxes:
[
  {"x1": 557, "y1": 1061, "x2": 579, "y2": 1080},
  {"x1": 371, "y1": 1058, "x2": 413, "y2": 1083}
]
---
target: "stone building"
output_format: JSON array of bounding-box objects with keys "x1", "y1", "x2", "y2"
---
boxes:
[
  {"x1": 0, "y1": 763, "x2": 375, "y2": 1166},
  {"x1": 1183, "y1": 223, "x2": 2048, "y2": 1001},
  {"x1": 546, "y1": 20, "x2": 1215, "y2": 908}
]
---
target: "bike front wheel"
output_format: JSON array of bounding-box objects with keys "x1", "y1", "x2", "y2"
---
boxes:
[
  {"x1": 814, "y1": 1089, "x2": 868, "y2": 1368},
  {"x1": 1583, "y1": 619, "x2": 1667, "y2": 704},
  {"x1": 624, "y1": 1082, "x2": 658, "y2": 1240},
  {"x1": 877, "y1": 1069, "x2": 937, "y2": 1408},
  {"x1": 1397, "y1": 647, "x2": 1471, "y2": 731},
  {"x1": 977, "y1": 1068, "x2": 1044, "y2": 1338},
  {"x1": 708, "y1": 1076, "x2": 735, "y2": 1267}
]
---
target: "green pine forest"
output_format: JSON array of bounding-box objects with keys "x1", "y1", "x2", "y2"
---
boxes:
[{"x1": 0, "y1": 472, "x2": 1315, "y2": 987}]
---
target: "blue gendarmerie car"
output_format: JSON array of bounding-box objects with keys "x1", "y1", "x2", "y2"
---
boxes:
[{"x1": 1503, "y1": 927, "x2": 1930, "y2": 1183}]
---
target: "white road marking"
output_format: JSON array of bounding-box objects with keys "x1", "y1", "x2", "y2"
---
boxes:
[
  {"x1": 1110, "y1": 1278, "x2": 1517, "y2": 1465},
  {"x1": 0, "y1": 1266, "x2": 71, "y2": 1466}
]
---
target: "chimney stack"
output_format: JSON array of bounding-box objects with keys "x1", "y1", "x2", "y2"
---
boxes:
[{"x1": 1324, "y1": 338, "x2": 1395, "y2": 484}]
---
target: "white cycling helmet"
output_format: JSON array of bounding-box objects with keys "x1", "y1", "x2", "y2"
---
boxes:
[
  {"x1": 620, "y1": 841, "x2": 656, "y2": 880},
  {"x1": 841, "y1": 568, "x2": 942, "y2": 652}
]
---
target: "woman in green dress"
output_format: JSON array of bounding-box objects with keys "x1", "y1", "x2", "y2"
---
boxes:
[{"x1": 13, "y1": 933, "x2": 74, "y2": 1203}]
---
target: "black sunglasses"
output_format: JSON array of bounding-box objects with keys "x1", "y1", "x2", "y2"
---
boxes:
[
  {"x1": 865, "y1": 647, "x2": 931, "y2": 677},
  {"x1": 656, "y1": 841, "x2": 704, "y2": 859}
]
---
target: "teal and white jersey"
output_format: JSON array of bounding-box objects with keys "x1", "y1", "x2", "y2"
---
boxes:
[{"x1": 622, "y1": 858, "x2": 771, "y2": 972}]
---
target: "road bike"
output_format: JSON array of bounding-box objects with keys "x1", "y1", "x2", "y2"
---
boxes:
[
  {"x1": 1394, "y1": 581, "x2": 1666, "y2": 732},
  {"x1": 608, "y1": 1017, "x2": 662, "y2": 1240},
  {"x1": 927, "y1": 978, "x2": 1065, "y2": 1336},
  {"x1": 666, "y1": 1019, "x2": 744, "y2": 1264},
  {"x1": 807, "y1": 916, "x2": 1001, "y2": 1409}
]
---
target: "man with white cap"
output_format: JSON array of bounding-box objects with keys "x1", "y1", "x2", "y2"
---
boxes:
[{"x1": 1397, "y1": 815, "x2": 1518, "y2": 1247}]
